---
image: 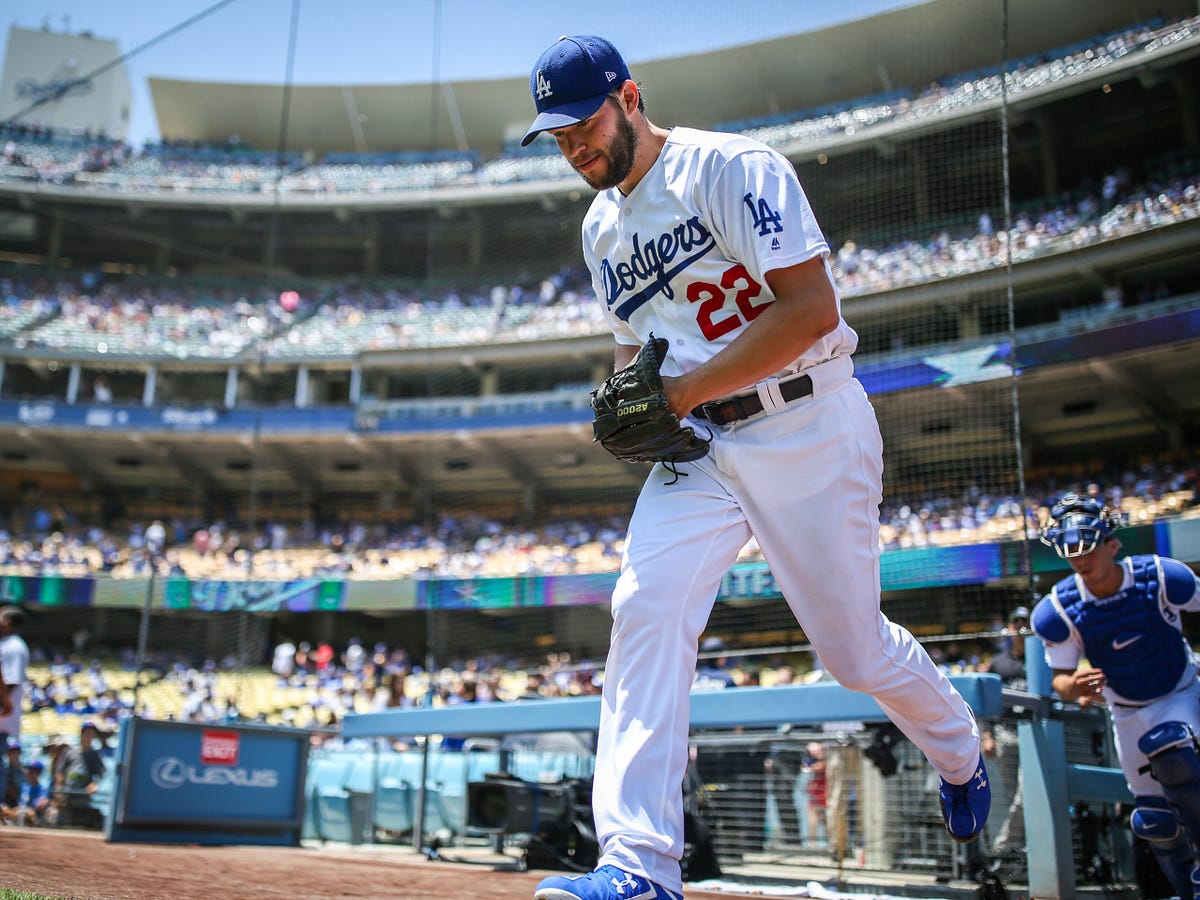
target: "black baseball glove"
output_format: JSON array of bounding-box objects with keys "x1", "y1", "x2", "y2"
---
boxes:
[{"x1": 590, "y1": 334, "x2": 711, "y2": 465}]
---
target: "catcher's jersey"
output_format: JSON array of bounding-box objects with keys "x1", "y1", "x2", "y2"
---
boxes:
[
  {"x1": 1032, "y1": 554, "x2": 1200, "y2": 705},
  {"x1": 582, "y1": 126, "x2": 858, "y2": 380}
]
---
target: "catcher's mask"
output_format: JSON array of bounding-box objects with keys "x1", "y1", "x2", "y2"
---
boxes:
[{"x1": 1039, "y1": 492, "x2": 1121, "y2": 558}]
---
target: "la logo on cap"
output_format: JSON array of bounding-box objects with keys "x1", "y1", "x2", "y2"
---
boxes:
[{"x1": 536, "y1": 70, "x2": 553, "y2": 101}]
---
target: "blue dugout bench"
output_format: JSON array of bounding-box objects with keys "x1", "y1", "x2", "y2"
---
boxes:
[{"x1": 344, "y1": 664, "x2": 1130, "y2": 900}]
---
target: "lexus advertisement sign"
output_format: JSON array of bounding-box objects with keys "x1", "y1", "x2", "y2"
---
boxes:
[{"x1": 108, "y1": 718, "x2": 309, "y2": 846}]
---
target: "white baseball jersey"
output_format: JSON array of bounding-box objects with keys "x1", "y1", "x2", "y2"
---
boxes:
[
  {"x1": 581, "y1": 126, "x2": 982, "y2": 893},
  {"x1": 0, "y1": 632, "x2": 29, "y2": 737},
  {"x1": 583, "y1": 127, "x2": 857, "y2": 381}
]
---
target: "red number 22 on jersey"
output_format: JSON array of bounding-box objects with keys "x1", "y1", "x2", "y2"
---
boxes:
[{"x1": 687, "y1": 263, "x2": 773, "y2": 341}]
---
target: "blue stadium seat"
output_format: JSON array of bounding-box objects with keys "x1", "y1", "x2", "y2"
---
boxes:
[
  {"x1": 374, "y1": 784, "x2": 414, "y2": 835},
  {"x1": 305, "y1": 753, "x2": 368, "y2": 844},
  {"x1": 380, "y1": 751, "x2": 450, "y2": 838}
]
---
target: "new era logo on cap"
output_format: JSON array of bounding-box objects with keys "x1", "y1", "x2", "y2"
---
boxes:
[{"x1": 522, "y1": 35, "x2": 631, "y2": 146}]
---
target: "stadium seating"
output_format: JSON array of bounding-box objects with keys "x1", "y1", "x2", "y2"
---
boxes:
[
  {"x1": 372, "y1": 753, "x2": 415, "y2": 835},
  {"x1": 4, "y1": 16, "x2": 1194, "y2": 197}
]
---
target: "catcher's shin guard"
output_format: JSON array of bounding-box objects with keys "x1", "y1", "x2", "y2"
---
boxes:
[
  {"x1": 1132, "y1": 796, "x2": 1200, "y2": 900},
  {"x1": 1139, "y1": 722, "x2": 1200, "y2": 897}
]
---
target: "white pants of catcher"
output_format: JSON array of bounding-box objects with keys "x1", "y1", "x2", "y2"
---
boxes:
[{"x1": 594, "y1": 362, "x2": 982, "y2": 893}]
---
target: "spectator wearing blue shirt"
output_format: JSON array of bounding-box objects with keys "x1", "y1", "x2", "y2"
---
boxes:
[{"x1": 1, "y1": 759, "x2": 48, "y2": 826}]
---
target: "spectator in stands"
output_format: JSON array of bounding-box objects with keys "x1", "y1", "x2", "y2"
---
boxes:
[
  {"x1": 343, "y1": 637, "x2": 366, "y2": 675},
  {"x1": 294, "y1": 641, "x2": 312, "y2": 676},
  {"x1": 825, "y1": 737, "x2": 863, "y2": 862},
  {"x1": 44, "y1": 734, "x2": 88, "y2": 827},
  {"x1": 79, "y1": 722, "x2": 108, "y2": 789},
  {"x1": 0, "y1": 606, "x2": 30, "y2": 794},
  {"x1": 374, "y1": 671, "x2": 413, "y2": 712},
  {"x1": 144, "y1": 520, "x2": 167, "y2": 557},
  {"x1": 181, "y1": 686, "x2": 218, "y2": 722},
  {"x1": 4, "y1": 737, "x2": 21, "y2": 807},
  {"x1": 313, "y1": 642, "x2": 335, "y2": 677},
  {"x1": 982, "y1": 606, "x2": 1029, "y2": 865},
  {"x1": 987, "y1": 606, "x2": 1029, "y2": 689},
  {"x1": 801, "y1": 741, "x2": 828, "y2": 847},
  {"x1": 693, "y1": 638, "x2": 736, "y2": 691},
  {"x1": 220, "y1": 692, "x2": 241, "y2": 724},
  {"x1": 92, "y1": 375, "x2": 112, "y2": 403},
  {"x1": 2, "y1": 759, "x2": 49, "y2": 826},
  {"x1": 271, "y1": 636, "x2": 296, "y2": 684}
]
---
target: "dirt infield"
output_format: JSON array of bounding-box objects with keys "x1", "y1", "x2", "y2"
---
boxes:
[{"x1": 0, "y1": 828, "x2": 768, "y2": 900}]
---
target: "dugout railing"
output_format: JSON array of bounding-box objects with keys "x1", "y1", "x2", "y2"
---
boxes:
[{"x1": 335, "y1": 668, "x2": 1140, "y2": 899}]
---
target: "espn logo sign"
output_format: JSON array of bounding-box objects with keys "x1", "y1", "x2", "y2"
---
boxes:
[{"x1": 200, "y1": 730, "x2": 240, "y2": 766}]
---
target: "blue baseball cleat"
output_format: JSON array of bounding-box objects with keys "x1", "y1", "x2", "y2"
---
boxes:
[
  {"x1": 939, "y1": 755, "x2": 991, "y2": 843},
  {"x1": 533, "y1": 865, "x2": 683, "y2": 900}
]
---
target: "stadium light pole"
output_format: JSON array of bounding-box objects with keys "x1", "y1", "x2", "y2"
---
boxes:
[{"x1": 132, "y1": 536, "x2": 163, "y2": 715}]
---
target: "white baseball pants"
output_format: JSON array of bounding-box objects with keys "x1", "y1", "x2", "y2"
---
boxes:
[{"x1": 594, "y1": 369, "x2": 981, "y2": 893}]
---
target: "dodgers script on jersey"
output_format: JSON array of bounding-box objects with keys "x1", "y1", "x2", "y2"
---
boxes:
[{"x1": 582, "y1": 127, "x2": 859, "y2": 379}]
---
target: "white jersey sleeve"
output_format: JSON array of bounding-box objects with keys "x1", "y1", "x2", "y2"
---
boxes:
[
  {"x1": 581, "y1": 127, "x2": 858, "y2": 377},
  {"x1": 1043, "y1": 633, "x2": 1084, "y2": 671},
  {"x1": 705, "y1": 143, "x2": 830, "y2": 289}
]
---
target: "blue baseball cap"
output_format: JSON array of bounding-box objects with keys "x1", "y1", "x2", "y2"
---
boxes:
[{"x1": 522, "y1": 35, "x2": 631, "y2": 146}]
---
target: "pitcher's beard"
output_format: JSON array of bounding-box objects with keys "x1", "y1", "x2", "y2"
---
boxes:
[{"x1": 578, "y1": 110, "x2": 638, "y2": 191}]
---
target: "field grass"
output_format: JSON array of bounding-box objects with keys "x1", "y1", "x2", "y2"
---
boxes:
[{"x1": 0, "y1": 890, "x2": 64, "y2": 900}]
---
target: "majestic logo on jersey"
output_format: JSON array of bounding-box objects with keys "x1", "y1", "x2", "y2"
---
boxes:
[
  {"x1": 535, "y1": 70, "x2": 553, "y2": 101},
  {"x1": 601, "y1": 215, "x2": 717, "y2": 321}
]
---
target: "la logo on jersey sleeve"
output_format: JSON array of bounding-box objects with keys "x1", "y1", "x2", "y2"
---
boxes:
[{"x1": 744, "y1": 192, "x2": 784, "y2": 250}]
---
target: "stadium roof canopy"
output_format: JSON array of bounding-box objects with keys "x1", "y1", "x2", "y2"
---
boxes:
[{"x1": 148, "y1": 0, "x2": 1187, "y2": 158}]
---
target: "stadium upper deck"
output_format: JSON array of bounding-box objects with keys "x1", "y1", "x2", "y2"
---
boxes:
[{"x1": 0, "y1": 14, "x2": 1196, "y2": 204}]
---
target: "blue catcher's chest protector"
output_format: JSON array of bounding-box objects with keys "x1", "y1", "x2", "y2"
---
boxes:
[{"x1": 1056, "y1": 555, "x2": 1187, "y2": 702}]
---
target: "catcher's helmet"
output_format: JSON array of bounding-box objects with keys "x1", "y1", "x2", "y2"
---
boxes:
[{"x1": 1040, "y1": 492, "x2": 1121, "y2": 558}]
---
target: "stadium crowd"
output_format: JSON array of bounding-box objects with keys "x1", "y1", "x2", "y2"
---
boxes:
[
  {"x1": 0, "y1": 453, "x2": 1195, "y2": 582},
  {"x1": 726, "y1": 15, "x2": 1194, "y2": 148},
  {"x1": 1, "y1": 154, "x2": 1197, "y2": 362},
  {"x1": 9, "y1": 613, "x2": 1020, "y2": 750},
  {"x1": 1, "y1": 14, "x2": 1195, "y2": 195}
]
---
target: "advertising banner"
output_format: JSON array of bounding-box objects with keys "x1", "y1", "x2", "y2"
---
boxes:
[
  {"x1": 343, "y1": 579, "x2": 418, "y2": 610},
  {"x1": 0, "y1": 400, "x2": 357, "y2": 434},
  {"x1": 0, "y1": 573, "x2": 94, "y2": 606},
  {"x1": 164, "y1": 578, "x2": 346, "y2": 612},
  {"x1": 108, "y1": 718, "x2": 309, "y2": 845}
]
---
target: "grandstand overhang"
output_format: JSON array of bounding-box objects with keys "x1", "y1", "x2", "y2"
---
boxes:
[{"x1": 144, "y1": 0, "x2": 1190, "y2": 158}]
